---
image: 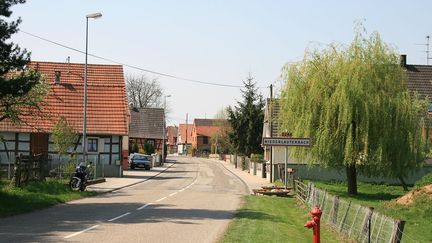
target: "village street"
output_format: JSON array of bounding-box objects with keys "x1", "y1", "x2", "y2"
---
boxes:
[{"x1": 0, "y1": 156, "x2": 250, "y2": 243}]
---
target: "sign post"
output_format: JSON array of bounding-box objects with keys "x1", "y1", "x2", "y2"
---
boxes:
[{"x1": 262, "y1": 137, "x2": 311, "y2": 189}]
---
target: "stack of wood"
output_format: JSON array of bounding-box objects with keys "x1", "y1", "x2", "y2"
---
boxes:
[{"x1": 252, "y1": 185, "x2": 292, "y2": 197}]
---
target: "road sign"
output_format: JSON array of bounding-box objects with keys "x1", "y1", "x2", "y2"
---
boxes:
[{"x1": 262, "y1": 137, "x2": 311, "y2": 147}]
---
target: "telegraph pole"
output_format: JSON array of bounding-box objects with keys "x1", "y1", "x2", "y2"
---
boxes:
[
  {"x1": 269, "y1": 84, "x2": 273, "y2": 183},
  {"x1": 185, "y1": 113, "x2": 188, "y2": 155}
]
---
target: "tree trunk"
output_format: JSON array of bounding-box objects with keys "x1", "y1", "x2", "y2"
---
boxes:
[
  {"x1": 346, "y1": 164, "x2": 358, "y2": 195},
  {"x1": 399, "y1": 176, "x2": 409, "y2": 191}
]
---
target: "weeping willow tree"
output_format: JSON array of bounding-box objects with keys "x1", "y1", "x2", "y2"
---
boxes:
[{"x1": 279, "y1": 28, "x2": 429, "y2": 194}]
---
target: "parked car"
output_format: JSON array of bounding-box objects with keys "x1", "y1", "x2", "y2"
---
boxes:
[{"x1": 129, "y1": 153, "x2": 153, "y2": 170}]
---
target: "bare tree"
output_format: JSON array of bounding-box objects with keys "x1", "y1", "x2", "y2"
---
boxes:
[{"x1": 126, "y1": 75, "x2": 163, "y2": 108}]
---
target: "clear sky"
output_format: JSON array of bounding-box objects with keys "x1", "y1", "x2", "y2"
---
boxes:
[{"x1": 10, "y1": 0, "x2": 432, "y2": 125}]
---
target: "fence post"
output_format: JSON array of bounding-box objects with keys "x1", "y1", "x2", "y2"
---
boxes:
[
  {"x1": 361, "y1": 207, "x2": 374, "y2": 243},
  {"x1": 391, "y1": 220, "x2": 405, "y2": 243},
  {"x1": 13, "y1": 153, "x2": 22, "y2": 187},
  {"x1": 331, "y1": 196, "x2": 339, "y2": 224},
  {"x1": 338, "y1": 200, "x2": 351, "y2": 232}
]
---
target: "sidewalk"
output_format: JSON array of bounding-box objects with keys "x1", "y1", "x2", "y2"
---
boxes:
[
  {"x1": 212, "y1": 159, "x2": 273, "y2": 194},
  {"x1": 87, "y1": 161, "x2": 175, "y2": 193},
  {"x1": 87, "y1": 157, "x2": 274, "y2": 194}
]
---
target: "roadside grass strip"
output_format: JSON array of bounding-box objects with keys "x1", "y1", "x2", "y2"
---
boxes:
[
  {"x1": 0, "y1": 179, "x2": 97, "y2": 218},
  {"x1": 221, "y1": 196, "x2": 341, "y2": 243}
]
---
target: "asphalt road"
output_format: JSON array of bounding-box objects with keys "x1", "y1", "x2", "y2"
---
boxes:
[{"x1": 0, "y1": 156, "x2": 249, "y2": 243}]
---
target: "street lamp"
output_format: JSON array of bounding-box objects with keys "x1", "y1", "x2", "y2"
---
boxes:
[
  {"x1": 82, "y1": 12, "x2": 102, "y2": 164},
  {"x1": 162, "y1": 95, "x2": 171, "y2": 164}
]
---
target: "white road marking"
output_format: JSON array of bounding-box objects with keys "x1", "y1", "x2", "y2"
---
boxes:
[
  {"x1": 169, "y1": 192, "x2": 178, "y2": 196},
  {"x1": 64, "y1": 225, "x2": 99, "y2": 239},
  {"x1": 108, "y1": 212, "x2": 131, "y2": 222},
  {"x1": 156, "y1": 196, "x2": 167, "y2": 202},
  {"x1": 137, "y1": 203, "x2": 153, "y2": 211}
]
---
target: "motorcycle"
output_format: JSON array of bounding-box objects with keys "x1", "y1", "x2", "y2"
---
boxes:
[{"x1": 69, "y1": 162, "x2": 92, "y2": 191}]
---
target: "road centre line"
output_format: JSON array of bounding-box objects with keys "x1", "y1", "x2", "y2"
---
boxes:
[
  {"x1": 64, "y1": 225, "x2": 100, "y2": 239},
  {"x1": 156, "y1": 196, "x2": 167, "y2": 202},
  {"x1": 137, "y1": 203, "x2": 153, "y2": 210},
  {"x1": 108, "y1": 212, "x2": 131, "y2": 222}
]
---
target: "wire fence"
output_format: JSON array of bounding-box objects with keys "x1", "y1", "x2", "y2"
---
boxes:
[{"x1": 294, "y1": 180, "x2": 408, "y2": 243}]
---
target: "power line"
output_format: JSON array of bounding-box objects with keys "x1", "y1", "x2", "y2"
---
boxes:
[{"x1": 19, "y1": 30, "x2": 246, "y2": 88}]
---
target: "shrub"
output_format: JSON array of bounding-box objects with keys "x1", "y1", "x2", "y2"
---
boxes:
[
  {"x1": 144, "y1": 142, "x2": 155, "y2": 154},
  {"x1": 250, "y1": 153, "x2": 265, "y2": 163},
  {"x1": 188, "y1": 147, "x2": 196, "y2": 156},
  {"x1": 415, "y1": 172, "x2": 432, "y2": 188},
  {"x1": 62, "y1": 162, "x2": 77, "y2": 179}
]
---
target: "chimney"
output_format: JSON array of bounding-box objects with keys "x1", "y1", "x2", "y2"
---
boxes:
[
  {"x1": 54, "y1": 71, "x2": 61, "y2": 83},
  {"x1": 400, "y1": 54, "x2": 407, "y2": 67}
]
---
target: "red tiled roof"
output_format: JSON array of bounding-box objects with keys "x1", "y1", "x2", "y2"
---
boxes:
[
  {"x1": 178, "y1": 124, "x2": 192, "y2": 144},
  {"x1": 0, "y1": 61, "x2": 129, "y2": 135},
  {"x1": 129, "y1": 107, "x2": 164, "y2": 139},
  {"x1": 194, "y1": 119, "x2": 228, "y2": 137}
]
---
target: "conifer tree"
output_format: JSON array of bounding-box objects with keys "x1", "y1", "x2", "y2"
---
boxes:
[
  {"x1": 227, "y1": 75, "x2": 264, "y2": 156},
  {"x1": 0, "y1": 0, "x2": 47, "y2": 123}
]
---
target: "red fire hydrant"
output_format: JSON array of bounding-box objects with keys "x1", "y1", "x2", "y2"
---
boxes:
[{"x1": 304, "y1": 207, "x2": 322, "y2": 243}]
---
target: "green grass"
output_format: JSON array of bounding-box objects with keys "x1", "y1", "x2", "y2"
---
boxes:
[
  {"x1": 310, "y1": 180, "x2": 432, "y2": 243},
  {"x1": 415, "y1": 171, "x2": 432, "y2": 188},
  {"x1": 220, "y1": 196, "x2": 344, "y2": 243},
  {"x1": 0, "y1": 179, "x2": 97, "y2": 217}
]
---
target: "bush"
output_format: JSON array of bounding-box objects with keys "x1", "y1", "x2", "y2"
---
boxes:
[
  {"x1": 144, "y1": 142, "x2": 155, "y2": 154},
  {"x1": 250, "y1": 153, "x2": 265, "y2": 163},
  {"x1": 415, "y1": 172, "x2": 432, "y2": 188},
  {"x1": 188, "y1": 147, "x2": 196, "y2": 156},
  {"x1": 130, "y1": 142, "x2": 139, "y2": 153},
  {"x1": 62, "y1": 162, "x2": 77, "y2": 179}
]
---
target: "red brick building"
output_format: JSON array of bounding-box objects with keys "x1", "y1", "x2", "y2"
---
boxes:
[
  {"x1": 191, "y1": 119, "x2": 228, "y2": 153},
  {"x1": 167, "y1": 125, "x2": 178, "y2": 154},
  {"x1": 177, "y1": 124, "x2": 192, "y2": 155}
]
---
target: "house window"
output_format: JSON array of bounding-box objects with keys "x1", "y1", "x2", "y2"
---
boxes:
[
  {"x1": 147, "y1": 140, "x2": 155, "y2": 147},
  {"x1": 203, "y1": 136, "x2": 208, "y2": 144},
  {"x1": 87, "y1": 138, "x2": 98, "y2": 152}
]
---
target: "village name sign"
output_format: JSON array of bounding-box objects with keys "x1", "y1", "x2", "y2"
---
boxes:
[{"x1": 262, "y1": 137, "x2": 311, "y2": 147}]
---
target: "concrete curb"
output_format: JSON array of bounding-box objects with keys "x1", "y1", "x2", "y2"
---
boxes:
[{"x1": 87, "y1": 178, "x2": 106, "y2": 186}]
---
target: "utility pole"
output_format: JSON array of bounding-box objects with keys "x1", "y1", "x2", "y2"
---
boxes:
[
  {"x1": 426, "y1": 36, "x2": 430, "y2": 65},
  {"x1": 416, "y1": 36, "x2": 432, "y2": 64},
  {"x1": 185, "y1": 113, "x2": 188, "y2": 155},
  {"x1": 269, "y1": 84, "x2": 273, "y2": 183}
]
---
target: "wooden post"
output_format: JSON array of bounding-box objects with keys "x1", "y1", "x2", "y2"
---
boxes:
[
  {"x1": 361, "y1": 207, "x2": 374, "y2": 242},
  {"x1": 12, "y1": 153, "x2": 21, "y2": 187},
  {"x1": 331, "y1": 196, "x2": 339, "y2": 224},
  {"x1": 339, "y1": 200, "x2": 351, "y2": 232},
  {"x1": 391, "y1": 220, "x2": 405, "y2": 243}
]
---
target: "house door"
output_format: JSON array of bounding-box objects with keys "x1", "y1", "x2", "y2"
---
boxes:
[{"x1": 30, "y1": 133, "x2": 49, "y2": 158}]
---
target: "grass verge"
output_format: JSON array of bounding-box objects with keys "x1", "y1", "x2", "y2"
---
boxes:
[
  {"x1": 311, "y1": 180, "x2": 432, "y2": 243},
  {"x1": 0, "y1": 179, "x2": 97, "y2": 217},
  {"x1": 220, "y1": 195, "x2": 343, "y2": 243}
]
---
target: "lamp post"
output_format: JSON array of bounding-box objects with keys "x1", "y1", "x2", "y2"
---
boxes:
[
  {"x1": 162, "y1": 95, "x2": 171, "y2": 164},
  {"x1": 82, "y1": 12, "x2": 102, "y2": 164}
]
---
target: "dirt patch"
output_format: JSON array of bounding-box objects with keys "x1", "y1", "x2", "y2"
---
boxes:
[{"x1": 396, "y1": 184, "x2": 432, "y2": 205}]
